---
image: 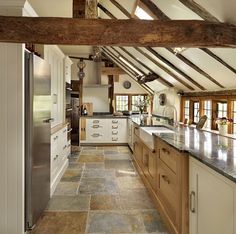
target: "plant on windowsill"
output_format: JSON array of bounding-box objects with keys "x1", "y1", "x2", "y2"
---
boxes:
[
  {"x1": 133, "y1": 95, "x2": 151, "y2": 123},
  {"x1": 216, "y1": 117, "x2": 233, "y2": 135}
]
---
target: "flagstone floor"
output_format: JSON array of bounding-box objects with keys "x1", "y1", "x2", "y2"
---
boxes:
[{"x1": 31, "y1": 146, "x2": 168, "y2": 234}]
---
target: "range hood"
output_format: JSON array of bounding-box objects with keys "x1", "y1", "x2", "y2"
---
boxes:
[{"x1": 83, "y1": 62, "x2": 110, "y2": 87}]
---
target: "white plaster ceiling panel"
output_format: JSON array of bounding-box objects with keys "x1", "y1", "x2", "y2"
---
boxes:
[
  {"x1": 145, "y1": 80, "x2": 167, "y2": 92},
  {"x1": 98, "y1": 0, "x2": 128, "y2": 19},
  {"x1": 182, "y1": 48, "x2": 236, "y2": 88},
  {"x1": 207, "y1": 48, "x2": 236, "y2": 70},
  {"x1": 124, "y1": 47, "x2": 198, "y2": 90},
  {"x1": 151, "y1": 0, "x2": 202, "y2": 20},
  {"x1": 28, "y1": 0, "x2": 72, "y2": 17},
  {"x1": 114, "y1": 46, "x2": 189, "y2": 91},
  {"x1": 59, "y1": 45, "x2": 93, "y2": 56},
  {"x1": 195, "y1": 0, "x2": 236, "y2": 24},
  {"x1": 150, "y1": 47, "x2": 220, "y2": 90}
]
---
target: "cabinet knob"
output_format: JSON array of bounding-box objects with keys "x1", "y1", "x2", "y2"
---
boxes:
[{"x1": 162, "y1": 148, "x2": 170, "y2": 154}]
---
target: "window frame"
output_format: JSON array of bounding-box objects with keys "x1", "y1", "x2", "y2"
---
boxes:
[
  {"x1": 114, "y1": 94, "x2": 149, "y2": 112},
  {"x1": 181, "y1": 95, "x2": 235, "y2": 134}
]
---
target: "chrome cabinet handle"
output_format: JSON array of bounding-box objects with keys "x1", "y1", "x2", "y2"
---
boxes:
[
  {"x1": 93, "y1": 120, "x2": 99, "y2": 123},
  {"x1": 43, "y1": 118, "x2": 54, "y2": 123},
  {"x1": 63, "y1": 129, "x2": 67, "y2": 133},
  {"x1": 67, "y1": 128, "x2": 72, "y2": 133},
  {"x1": 112, "y1": 126, "x2": 118, "y2": 129},
  {"x1": 112, "y1": 131, "x2": 118, "y2": 135},
  {"x1": 92, "y1": 133, "x2": 101, "y2": 138},
  {"x1": 112, "y1": 137, "x2": 118, "y2": 141},
  {"x1": 53, "y1": 155, "x2": 59, "y2": 161},
  {"x1": 162, "y1": 148, "x2": 170, "y2": 154},
  {"x1": 93, "y1": 125, "x2": 100, "y2": 128},
  {"x1": 53, "y1": 135, "x2": 58, "y2": 141},
  {"x1": 190, "y1": 191, "x2": 196, "y2": 213},
  {"x1": 161, "y1": 175, "x2": 170, "y2": 184},
  {"x1": 63, "y1": 145, "x2": 67, "y2": 150},
  {"x1": 112, "y1": 120, "x2": 118, "y2": 123}
]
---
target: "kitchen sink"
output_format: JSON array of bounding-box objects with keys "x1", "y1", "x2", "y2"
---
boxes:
[{"x1": 139, "y1": 126, "x2": 174, "y2": 150}]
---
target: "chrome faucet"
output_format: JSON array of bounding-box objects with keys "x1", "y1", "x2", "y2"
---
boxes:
[{"x1": 162, "y1": 105, "x2": 178, "y2": 127}]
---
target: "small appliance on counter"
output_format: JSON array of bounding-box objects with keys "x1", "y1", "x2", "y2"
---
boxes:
[{"x1": 81, "y1": 102, "x2": 93, "y2": 116}]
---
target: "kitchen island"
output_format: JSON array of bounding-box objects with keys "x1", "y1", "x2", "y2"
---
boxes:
[{"x1": 132, "y1": 117, "x2": 236, "y2": 234}]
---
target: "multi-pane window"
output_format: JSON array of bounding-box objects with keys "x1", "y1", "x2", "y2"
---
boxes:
[
  {"x1": 217, "y1": 101, "x2": 227, "y2": 118},
  {"x1": 131, "y1": 95, "x2": 145, "y2": 112},
  {"x1": 233, "y1": 101, "x2": 236, "y2": 134},
  {"x1": 115, "y1": 95, "x2": 128, "y2": 111},
  {"x1": 184, "y1": 100, "x2": 190, "y2": 122},
  {"x1": 203, "y1": 100, "x2": 212, "y2": 129},
  {"x1": 193, "y1": 102, "x2": 200, "y2": 123}
]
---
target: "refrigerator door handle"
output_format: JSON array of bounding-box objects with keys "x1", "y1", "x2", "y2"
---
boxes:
[{"x1": 43, "y1": 118, "x2": 54, "y2": 123}]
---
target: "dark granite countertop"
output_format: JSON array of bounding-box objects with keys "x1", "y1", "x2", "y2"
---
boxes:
[
  {"x1": 80, "y1": 114, "x2": 129, "y2": 119},
  {"x1": 131, "y1": 116, "x2": 162, "y2": 126},
  {"x1": 153, "y1": 125, "x2": 236, "y2": 183}
]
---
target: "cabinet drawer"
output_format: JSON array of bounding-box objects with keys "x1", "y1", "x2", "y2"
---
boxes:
[
  {"x1": 87, "y1": 132, "x2": 104, "y2": 141},
  {"x1": 158, "y1": 160, "x2": 177, "y2": 222},
  {"x1": 159, "y1": 142, "x2": 177, "y2": 173}
]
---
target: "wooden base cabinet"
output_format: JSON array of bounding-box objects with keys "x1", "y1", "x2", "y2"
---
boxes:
[
  {"x1": 156, "y1": 138, "x2": 189, "y2": 234},
  {"x1": 189, "y1": 158, "x2": 235, "y2": 234}
]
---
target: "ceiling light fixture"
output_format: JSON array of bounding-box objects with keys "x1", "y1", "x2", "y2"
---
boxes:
[
  {"x1": 173, "y1": 47, "x2": 186, "y2": 55},
  {"x1": 118, "y1": 56, "x2": 143, "y2": 75}
]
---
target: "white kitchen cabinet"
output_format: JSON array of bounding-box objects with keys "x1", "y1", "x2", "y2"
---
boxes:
[
  {"x1": 50, "y1": 126, "x2": 69, "y2": 196},
  {"x1": 189, "y1": 158, "x2": 235, "y2": 234},
  {"x1": 44, "y1": 45, "x2": 65, "y2": 127},
  {"x1": 64, "y1": 56, "x2": 73, "y2": 84},
  {"x1": 81, "y1": 118, "x2": 128, "y2": 144}
]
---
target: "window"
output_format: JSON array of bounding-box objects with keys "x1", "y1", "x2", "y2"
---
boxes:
[
  {"x1": 115, "y1": 94, "x2": 148, "y2": 112},
  {"x1": 233, "y1": 101, "x2": 236, "y2": 134},
  {"x1": 193, "y1": 102, "x2": 200, "y2": 123},
  {"x1": 203, "y1": 100, "x2": 212, "y2": 129},
  {"x1": 217, "y1": 101, "x2": 227, "y2": 118},
  {"x1": 115, "y1": 95, "x2": 128, "y2": 111},
  {"x1": 134, "y1": 6, "x2": 154, "y2": 20},
  {"x1": 184, "y1": 100, "x2": 190, "y2": 122},
  {"x1": 131, "y1": 95, "x2": 145, "y2": 111}
]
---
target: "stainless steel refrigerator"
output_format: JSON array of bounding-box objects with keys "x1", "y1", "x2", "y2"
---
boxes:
[{"x1": 25, "y1": 52, "x2": 51, "y2": 231}]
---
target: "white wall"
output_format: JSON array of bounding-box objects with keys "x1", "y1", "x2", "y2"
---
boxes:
[
  {"x1": 153, "y1": 88, "x2": 181, "y2": 121},
  {"x1": 114, "y1": 74, "x2": 147, "y2": 94},
  {"x1": 83, "y1": 87, "x2": 109, "y2": 112}
]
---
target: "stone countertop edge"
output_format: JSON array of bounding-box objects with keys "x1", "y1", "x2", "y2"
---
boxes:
[
  {"x1": 80, "y1": 115, "x2": 130, "y2": 119},
  {"x1": 152, "y1": 128, "x2": 236, "y2": 184}
]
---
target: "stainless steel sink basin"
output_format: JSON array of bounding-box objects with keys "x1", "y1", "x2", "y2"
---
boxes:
[{"x1": 140, "y1": 126, "x2": 174, "y2": 149}]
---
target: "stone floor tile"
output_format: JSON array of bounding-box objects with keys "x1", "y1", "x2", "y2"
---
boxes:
[
  {"x1": 71, "y1": 145, "x2": 81, "y2": 153},
  {"x1": 78, "y1": 154, "x2": 104, "y2": 163},
  {"x1": 117, "y1": 177, "x2": 145, "y2": 190},
  {"x1": 98, "y1": 146, "x2": 118, "y2": 150},
  {"x1": 68, "y1": 162, "x2": 84, "y2": 169},
  {"x1": 30, "y1": 211, "x2": 87, "y2": 234},
  {"x1": 104, "y1": 150, "x2": 119, "y2": 155},
  {"x1": 119, "y1": 189, "x2": 155, "y2": 210},
  {"x1": 85, "y1": 162, "x2": 105, "y2": 169},
  {"x1": 83, "y1": 169, "x2": 116, "y2": 178},
  {"x1": 105, "y1": 160, "x2": 134, "y2": 170},
  {"x1": 61, "y1": 169, "x2": 83, "y2": 182},
  {"x1": 87, "y1": 211, "x2": 146, "y2": 233},
  {"x1": 79, "y1": 177, "x2": 118, "y2": 195},
  {"x1": 53, "y1": 182, "x2": 78, "y2": 196},
  {"x1": 105, "y1": 153, "x2": 131, "y2": 161},
  {"x1": 46, "y1": 195, "x2": 90, "y2": 211},
  {"x1": 90, "y1": 194, "x2": 121, "y2": 210},
  {"x1": 82, "y1": 146, "x2": 97, "y2": 150},
  {"x1": 141, "y1": 210, "x2": 169, "y2": 233},
  {"x1": 115, "y1": 168, "x2": 138, "y2": 177},
  {"x1": 80, "y1": 150, "x2": 104, "y2": 155}
]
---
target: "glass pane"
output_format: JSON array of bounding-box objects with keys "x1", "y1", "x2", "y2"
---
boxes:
[{"x1": 116, "y1": 95, "x2": 128, "y2": 111}]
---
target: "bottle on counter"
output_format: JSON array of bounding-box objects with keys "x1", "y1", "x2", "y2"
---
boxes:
[{"x1": 83, "y1": 105, "x2": 87, "y2": 115}]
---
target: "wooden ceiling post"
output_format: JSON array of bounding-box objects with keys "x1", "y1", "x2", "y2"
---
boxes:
[{"x1": 73, "y1": 0, "x2": 86, "y2": 18}]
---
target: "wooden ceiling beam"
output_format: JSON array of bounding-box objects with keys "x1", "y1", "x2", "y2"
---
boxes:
[
  {"x1": 109, "y1": 0, "x2": 131, "y2": 18},
  {"x1": 177, "y1": 0, "x2": 219, "y2": 22},
  {"x1": 135, "y1": 47, "x2": 205, "y2": 90},
  {"x1": 102, "y1": 48, "x2": 154, "y2": 93},
  {"x1": 0, "y1": 16, "x2": 236, "y2": 47},
  {"x1": 101, "y1": 67, "x2": 126, "y2": 75},
  {"x1": 73, "y1": 0, "x2": 86, "y2": 18},
  {"x1": 112, "y1": 46, "x2": 174, "y2": 88},
  {"x1": 166, "y1": 48, "x2": 225, "y2": 88},
  {"x1": 138, "y1": 0, "x2": 226, "y2": 88}
]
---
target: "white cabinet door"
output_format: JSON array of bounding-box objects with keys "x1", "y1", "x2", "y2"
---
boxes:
[
  {"x1": 44, "y1": 45, "x2": 65, "y2": 127},
  {"x1": 189, "y1": 158, "x2": 234, "y2": 234},
  {"x1": 64, "y1": 56, "x2": 73, "y2": 84}
]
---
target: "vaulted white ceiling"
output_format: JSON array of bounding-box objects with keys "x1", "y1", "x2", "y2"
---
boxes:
[{"x1": 27, "y1": 0, "x2": 236, "y2": 93}]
